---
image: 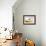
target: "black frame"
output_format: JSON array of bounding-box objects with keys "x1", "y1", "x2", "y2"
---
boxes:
[{"x1": 23, "y1": 15, "x2": 36, "y2": 25}]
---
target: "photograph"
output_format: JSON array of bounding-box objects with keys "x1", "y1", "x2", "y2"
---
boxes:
[
  {"x1": 0, "y1": 0, "x2": 46, "y2": 46},
  {"x1": 23, "y1": 15, "x2": 36, "y2": 25}
]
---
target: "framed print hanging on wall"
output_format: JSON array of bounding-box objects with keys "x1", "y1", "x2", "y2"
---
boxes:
[{"x1": 23, "y1": 15, "x2": 36, "y2": 25}]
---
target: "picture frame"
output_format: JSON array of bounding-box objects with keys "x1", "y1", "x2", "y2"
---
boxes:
[{"x1": 23, "y1": 15, "x2": 36, "y2": 25}]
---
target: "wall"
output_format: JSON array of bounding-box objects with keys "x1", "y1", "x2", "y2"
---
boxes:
[
  {"x1": 13, "y1": 0, "x2": 41, "y2": 46},
  {"x1": 41, "y1": 0, "x2": 46, "y2": 46},
  {"x1": 0, "y1": 0, "x2": 16, "y2": 30}
]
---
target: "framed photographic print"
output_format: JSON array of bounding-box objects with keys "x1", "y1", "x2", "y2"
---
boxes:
[{"x1": 23, "y1": 15, "x2": 36, "y2": 25}]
